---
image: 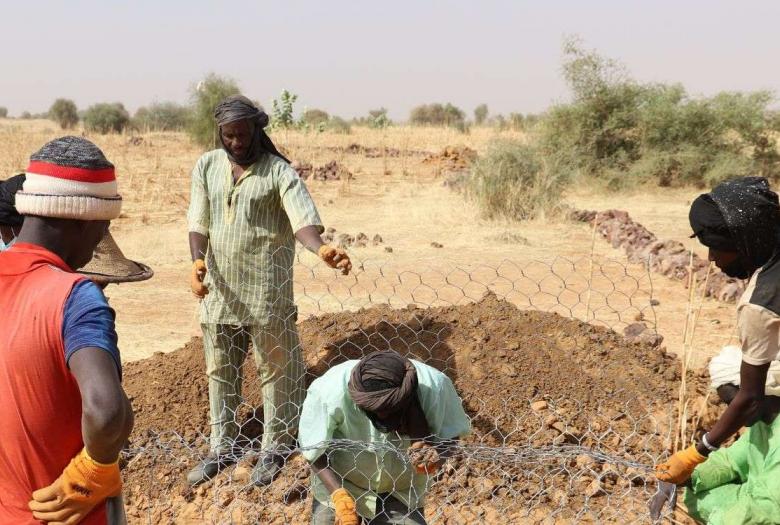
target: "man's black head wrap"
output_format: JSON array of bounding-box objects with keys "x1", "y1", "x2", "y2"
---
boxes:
[
  {"x1": 214, "y1": 95, "x2": 290, "y2": 165},
  {"x1": 348, "y1": 350, "x2": 431, "y2": 439},
  {"x1": 690, "y1": 176, "x2": 780, "y2": 276},
  {"x1": 0, "y1": 174, "x2": 25, "y2": 227}
]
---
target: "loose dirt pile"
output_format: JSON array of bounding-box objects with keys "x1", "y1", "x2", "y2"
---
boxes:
[
  {"x1": 422, "y1": 146, "x2": 478, "y2": 175},
  {"x1": 122, "y1": 293, "x2": 709, "y2": 523},
  {"x1": 292, "y1": 160, "x2": 354, "y2": 182},
  {"x1": 570, "y1": 209, "x2": 744, "y2": 302}
]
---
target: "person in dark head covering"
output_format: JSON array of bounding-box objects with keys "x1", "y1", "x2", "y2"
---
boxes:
[
  {"x1": 186, "y1": 94, "x2": 353, "y2": 488},
  {"x1": 657, "y1": 176, "x2": 780, "y2": 488},
  {"x1": 298, "y1": 350, "x2": 471, "y2": 524},
  {"x1": 689, "y1": 176, "x2": 780, "y2": 279},
  {"x1": 0, "y1": 174, "x2": 25, "y2": 251},
  {"x1": 347, "y1": 351, "x2": 431, "y2": 438},
  {"x1": 213, "y1": 95, "x2": 290, "y2": 166}
]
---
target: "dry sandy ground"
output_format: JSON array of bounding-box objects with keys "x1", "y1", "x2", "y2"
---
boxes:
[{"x1": 0, "y1": 120, "x2": 736, "y2": 369}]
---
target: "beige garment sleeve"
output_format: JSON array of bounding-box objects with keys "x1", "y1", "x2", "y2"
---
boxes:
[
  {"x1": 187, "y1": 156, "x2": 210, "y2": 236},
  {"x1": 277, "y1": 163, "x2": 324, "y2": 234},
  {"x1": 738, "y1": 302, "x2": 780, "y2": 366}
]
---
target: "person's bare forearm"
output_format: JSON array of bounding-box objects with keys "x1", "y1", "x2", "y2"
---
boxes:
[
  {"x1": 703, "y1": 361, "x2": 769, "y2": 449},
  {"x1": 705, "y1": 390, "x2": 762, "y2": 447},
  {"x1": 189, "y1": 232, "x2": 209, "y2": 261},
  {"x1": 311, "y1": 454, "x2": 343, "y2": 495},
  {"x1": 71, "y1": 348, "x2": 135, "y2": 463},
  {"x1": 83, "y1": 392, "x2": 134, "y2": 463},
  {"x1": 295, "y1": 225, "x2": 325, "y2": 254}
]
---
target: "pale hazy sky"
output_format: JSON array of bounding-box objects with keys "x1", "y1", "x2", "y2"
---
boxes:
[{"x1": 1, "y1": 0, "x2": 778, "y2": 120}]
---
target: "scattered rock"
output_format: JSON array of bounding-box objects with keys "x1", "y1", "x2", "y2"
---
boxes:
[
  {"x1": 569, "y1": 208, "x2": 744, "y2": 302},
  {"x1": 295, "y1": 160, "x2": 354, "y2": 182},
  {"x1": 430, "y1": 242, "x2": 444, "y2": 249}
]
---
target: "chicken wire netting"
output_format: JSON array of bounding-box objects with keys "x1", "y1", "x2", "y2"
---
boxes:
[{"x1": 119, "y1": 249, "x2": 689, "y2": 524}]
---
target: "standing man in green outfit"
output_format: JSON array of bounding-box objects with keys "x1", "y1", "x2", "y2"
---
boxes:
[
  {"x1": 186, "y1": 95, "x2": 351, "y2": 486},
  {"x1": 299, "y1": 350, "x2": 471, "y2": 524}
]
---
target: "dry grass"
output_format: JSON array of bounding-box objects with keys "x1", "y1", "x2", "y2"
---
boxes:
[{"x1": 0, "y1": 119, "x2": 738, "y2": 368}]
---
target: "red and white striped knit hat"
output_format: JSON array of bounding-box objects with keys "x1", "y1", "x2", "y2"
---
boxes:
[{"x1": 15, "y1": 136, "x2": 122, "y2": 220}]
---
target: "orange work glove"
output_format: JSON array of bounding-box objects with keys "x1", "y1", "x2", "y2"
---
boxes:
[
  {"x1": 331, "y1": 487, "x2": 360, "y2": 525},
  {"x1": 655, "y1": 445, "x2": 707, "y2": 485},
  {"x1": 318, "y1": 245, "x2": 352, "y2": 276},
  {"x1": 191, "y1": 259, "x2": 209, "y2": 298},
  {"x1": 408, "y1": 441, "x2": 444, "y2": 475},
  {"x1": 29, "y1": 448, "x2": 122, "y2": 524}
]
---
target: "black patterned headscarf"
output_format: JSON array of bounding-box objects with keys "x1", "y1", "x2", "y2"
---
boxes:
[
  {"x1": 214, "y1": 95, "x2": 290, "y2": 165},
  {"x1": 690, "y1": 176, "x2": 780, "y2": 274}
]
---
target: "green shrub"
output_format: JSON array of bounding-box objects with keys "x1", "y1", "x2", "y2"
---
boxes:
[
  {"x1": 409, "y1": 103, "x2": 466, "y2": 127},
  {"x1": 20, "y1": 111, "x2": 31, "y2": 119},
  {"x1": 83, "y1": 103, "x2": 130, "y2": 133},
  {"x1": 326, "y1": 116, "x2": 351, "y2": 134},
  {"x1": 538, "y1": 37, "x2": 779, "y2": 188},
  {"x1": 134, "y1": 102, "x2": 191, "y2": 132},
  {"x1": 474, "y1": 104, "x2": 488, "y2": 125},
  {"x1": 49, "y1": 99, "x2": 79, "y2": 129},
  {"x1": 188, "y1": 73, "x2": 241, "y2": 148},
  {"x1": 300, "y1": 108, "x2": 329, "y2": 128},
  {"x1": 466, "y1": 140, "x2": 567, "y2": 220},
  {"x1": 0, "y1": 107, "x2": 7, "y2": 118}
]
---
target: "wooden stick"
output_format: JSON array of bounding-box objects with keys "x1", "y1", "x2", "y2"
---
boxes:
[
  {"x1": 675, "y1": 251, "x2": 696, "y2": 451},
  {"x1": 584, "y1": 219, "x2": 598, "y2": 322}
]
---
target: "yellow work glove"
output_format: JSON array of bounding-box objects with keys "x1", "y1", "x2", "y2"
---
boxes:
[
  {"x1": 29, "y1": 448, "x2": 122, "y2": 524},
  {"x1": 408, "y1": 441, "x2": 444, "y2": 475},
  {"x1": 318, "y1": 245, "x2": 352, "y2": 276},
  {"x1": 655, "y1": 445, "x2": 707, "y2": 485},
  {"x1": 331, "y1": 487, "x2": 360, "y2": 525},
  {"x1": 191, "y1": 259, "x2": 209, "y2": 298}
]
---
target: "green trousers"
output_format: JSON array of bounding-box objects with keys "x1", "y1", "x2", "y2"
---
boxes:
[{"x1": 201, "y1": 321, "x2": 304, "y2": 453}]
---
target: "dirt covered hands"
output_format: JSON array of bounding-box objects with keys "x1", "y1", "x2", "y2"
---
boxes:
[
  {"x1": 295, "y1": 224, "x2": 352, "y2": 275},
  {"x1": 407, "y1": 441, "x2": 445, "y2": 475}
]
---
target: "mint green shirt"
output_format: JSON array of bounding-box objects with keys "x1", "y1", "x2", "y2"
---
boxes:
[
  {"x1": 187, "y1": 149, "x2": 323, "y2": 325},
  {"x1": 299, "y1": 360, "x2": 471, "y2": 518}
]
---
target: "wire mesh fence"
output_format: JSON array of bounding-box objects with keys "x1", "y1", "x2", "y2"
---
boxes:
[{"x1": 120, "y1": 250, "x2": 687, "y2": 524}]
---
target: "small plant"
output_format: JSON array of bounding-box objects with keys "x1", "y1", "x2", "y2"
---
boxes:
[
  {"x1": 49, "y1": 99, "x2": 79, "y2": 129},
  {"x1": 271, "y1": 90, "x2": 298, "y2": 130},
  {"x1": 83, "y1": 103, "x2": 130, "y2": 133}
]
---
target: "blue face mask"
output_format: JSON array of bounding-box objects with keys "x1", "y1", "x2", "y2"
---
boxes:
[{"x1": 0, "y1": 235, "x2": 16, "y2": 252}]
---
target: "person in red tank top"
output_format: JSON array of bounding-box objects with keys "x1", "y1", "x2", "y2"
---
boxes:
[{"x1": 0, "y1": 137, "x2": 134, "y2": 525}]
